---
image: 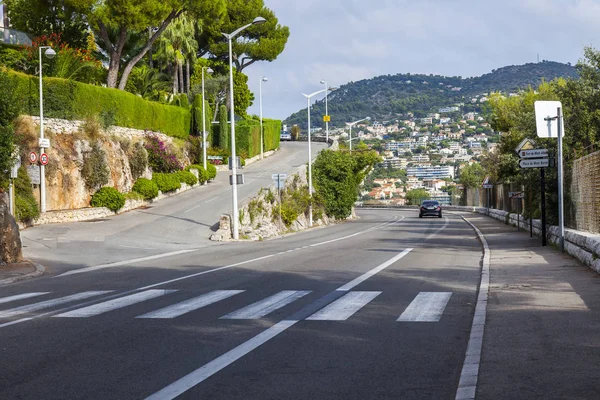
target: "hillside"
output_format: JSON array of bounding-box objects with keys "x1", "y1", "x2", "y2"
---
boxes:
[{"x1": 284, "y1": 61, "x2": 578, "y2": 129}]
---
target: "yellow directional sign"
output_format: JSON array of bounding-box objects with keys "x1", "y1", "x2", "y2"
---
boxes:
[{"x1": 323, "y1": 115, "x2": 331, "y2": 122}]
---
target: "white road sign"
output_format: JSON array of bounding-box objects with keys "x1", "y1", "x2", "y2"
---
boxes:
[
  {"x1": 520, "y1": 158, "x2": 549, "y2": 168},
  {"x1": 482, "y1": 184, "x2": 493, "y2": 189},
  {"x1": 39, "y1": 138, "x2": 50, "y2": 148},
  {"x1": 519, "y1": 149, "x2": 548, "y2": 159},
  {"x1": 534, "y1": 101, "x2": 564, "y2": 138}
]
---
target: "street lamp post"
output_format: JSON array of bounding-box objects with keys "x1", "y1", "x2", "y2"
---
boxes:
[
  {"x1": 223, "y1": 16, "x2": 266, "y2": 240},
  {"x1": 346, "y1": 117, "x2": 371, "y2": 152},
  {"x1": 38, "y1": 45, "x2": 55, "y2": 213},
  {"x1": 302, "y1": 88, "x2": 330, "y2": 227},
  {"x1": 201, "y1": 66, "x2": 213, "y2": 171},
  {"x1": 320, "y1": 80, "x2": 329, "y2": 144},
  {"x1": 259, "y1": 76, "x2": 268, "y2": 159}
]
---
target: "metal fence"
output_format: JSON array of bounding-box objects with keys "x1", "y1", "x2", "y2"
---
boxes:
[{"x1": 571, "y1": 151, "x2": 600, "y2": 233}]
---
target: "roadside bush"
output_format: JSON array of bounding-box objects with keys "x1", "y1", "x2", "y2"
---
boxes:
[
  {"x1": 186, "y1": 164, "x2": 209, "y2": 183},
  {"x1": 81, "y1": 143, "x2": 110, "y2": 190},
  {"x1": 132, "y1": 178, "x2": 159, "y2": 200},
  {"x1": 14, "y1": 166, "x2": 39, "y2": 222},
  {"x1": 152, "y1": 173, "x2": 181, "y2": 193},
  {"x1": 145, "y1": 135, "x2": 182, "y2": 173},
  {"x1": 174, "y1": 170, "x2": 198, "y2": 186},
  {"x1": 206, "y1": 163, "x2": 217, "y2": 180},
  {"x1": 79, "y1": 115, "x2": 103, "y2": 141},
  {"x1": 90, "y1": 186, "x2": 125, "y2": 212},
  {"x1": 129, "y1": 142, "x2": 148, "y2": 179}
]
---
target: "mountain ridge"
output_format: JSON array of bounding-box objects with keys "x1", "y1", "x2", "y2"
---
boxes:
[{"x1": 283, "y1": 61, "x2": 578, "y2": 129}]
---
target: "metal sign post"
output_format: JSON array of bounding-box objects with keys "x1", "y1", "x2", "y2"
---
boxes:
[
  {"x1": 556, "y1": 107, "x2": 565, "y2": 252},
  {"x1": 272, "y1": 173, "x2": 287, "y2": 229}
]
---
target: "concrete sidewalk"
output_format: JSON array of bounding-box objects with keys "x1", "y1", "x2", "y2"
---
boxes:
[
  {"x1": 0, "y1": 260, "x2": 45, "y2": 285},
  {"x1": 464, "y1": 213, "x2": 600, "y2": 400}
]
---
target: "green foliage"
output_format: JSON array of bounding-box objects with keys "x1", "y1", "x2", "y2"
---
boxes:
[
  {"x1": 8, "y1": 70, "x2": 191, "y2": 138},
  {"x1": 81, "y1": 143, "x2": 110, "y2": 190},
  {"x1": 174, "y1": 170, "x2": 198, "y2": 186},
  {"x1": 0, "y1": 47, "x2": 27, "y2": 70},
  {"x1": 90, "y1": 186, "x2": 126, "y2": 212},
  {"x1": 212, "y1": 117, "x2": 281, "y2": 158},
  {"x1": 218, "y1": 104, "x2": 228, "y2": 149},
  {"x1": 152, "y1": 172, "x2": 181, "y2": 193},
  {"x1": 128, "y1": 142, "x2": 148, "y2": 180},
  {"x1": 206, "y1": 163, "x2": 217, "y2": 180},
  {"x1": 458, "y1": 163, "x2": 485, "y2": 189},
  {"x1": 125, "y1": 65, "x2": 171, "y2": 101},
  {"x1": 405, "y1": 189, "x2": 430, "y2": 205},
  {"x1": 14, "y1": 166, "x2": 39, "y2": 222},
  {"x1": 284, "y1": 62, "x2": 579, "y2": 129},
  {"x1": 144, "y1": 135, "x2": 182, "y2": 172},
  {"x1": 132, "y1": 177, "x2": 159, "y2": 200},
  {"x1": 185, "y1": 164, "x2": 209, "y2": 183}
]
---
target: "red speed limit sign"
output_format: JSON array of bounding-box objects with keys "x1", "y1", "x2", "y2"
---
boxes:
[
  {"x1": 40, "y1": 153, "x2": 49, "y2": 165},
  {"x1": 29, "y1": 151, "x2": 37, "y2": 163}
]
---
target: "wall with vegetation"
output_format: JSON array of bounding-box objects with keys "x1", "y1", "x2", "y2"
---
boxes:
[
  {"x1": 8, "y1": 69, "x2": 191, "y2": 139},
  {"x1": 213, "y1": 118, "x2": 281, "y2": 158}
]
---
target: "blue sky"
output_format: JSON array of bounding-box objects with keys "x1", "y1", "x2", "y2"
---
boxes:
[{"x1": 246, "y1": 0, "x2": 600, "y2": 120}]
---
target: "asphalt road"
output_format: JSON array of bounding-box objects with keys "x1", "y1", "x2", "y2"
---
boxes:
[
  {"x1": 20, "y1": 141, "x2": 327, "y2": 276},
  {"x1": 0, "y1": 209, "x2": 483, "y2": 399}
]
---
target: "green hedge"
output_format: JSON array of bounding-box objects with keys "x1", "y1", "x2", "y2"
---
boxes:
[
  {"x1": 174, "y1": 170, "x2": 198, "y2": 186},
  {"x1": 8, "y1": 69, "x2": 191, "y2": 139},
  {"x1": 152, "y1": 172, "x2": 181, "y2": 193},
  {"x1": 91, "y1": 187, "x2": 126, "y2": 212},
  {"x1": 186, "y1": 164, "x2": 210, "y2": 183},
  {"x1": 132, "y1": 178, "x2": 159, "y2": 200},
  {"x1": 212, "y1": 118, "x2": 281, "y2": 158}
]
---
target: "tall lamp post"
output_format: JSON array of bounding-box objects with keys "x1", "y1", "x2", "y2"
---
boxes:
[
  {"x1": 223, "y1": 16, "x2": 266, "y2": 240},
  {"x1": 320, "y1": 80, "x2": 330, "y2": 144},
  {"x1": 259, "y1": 76, "x2": 268, "y2": 159},
  {"x1": 302, "y1": 88, "x2": 331, "y2": 227},
  {"x1": 346, "y1": 117, "x2": 370, "y2": 152},
  {"x1": 201, "y1": 66, "x2": 213, "y2": 170},
  {"x1": 38, "y1": 45, "x2": 56, "y2": 213}
]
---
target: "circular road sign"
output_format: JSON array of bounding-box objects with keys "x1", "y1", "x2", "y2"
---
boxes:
[
  {"x1": 40, "y1": 153, "x2": 49, "y2": 165},
  {"x1": 29, "y1": 151, "x2": 38, "y2": 163}
]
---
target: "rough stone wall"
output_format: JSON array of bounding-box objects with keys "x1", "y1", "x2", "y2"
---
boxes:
[
  {"x1": 0, "y1": 192, "x2": 22, "y2": 264},
  {"x1": 28, "y1": 117, "x2": 180, "y2": 211}
]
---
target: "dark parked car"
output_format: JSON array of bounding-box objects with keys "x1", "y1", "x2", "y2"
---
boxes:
[{"x1": 419, "y1": 200, "x2": 442, "y2": 218}]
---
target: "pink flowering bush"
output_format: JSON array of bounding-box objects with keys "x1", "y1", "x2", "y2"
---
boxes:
[{"x1": 144, "y1": 135, "x2": 182, "y2": 173}]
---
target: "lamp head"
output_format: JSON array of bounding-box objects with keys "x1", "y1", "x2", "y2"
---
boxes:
[
  {"x1": 44, "y1": 48, "x2": 56, "y2": 59},
  {"x1": 252, "y1": 16, "x2": 267, "y2": 25},
  {"x1": 320, "y1": 80, "x2": 326, "y2": 85},
  {"x1": 366, "y1": 117, "x2": 371, "y2": 121},
  {"x1": 207, "y1": 67, "x2": 214, "y2": 74},
  {"x1": 261, "y1": 77, "x2": 268, "y2": 82}
]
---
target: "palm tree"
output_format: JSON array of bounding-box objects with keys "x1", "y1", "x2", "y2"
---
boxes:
[{"x1": 156, "y1": 14, "x2": 198, "y2": 95}]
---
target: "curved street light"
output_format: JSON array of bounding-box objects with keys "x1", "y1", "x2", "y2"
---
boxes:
[
  {"x1": 259, "y1": 76, "x2": 268, "y2": 159},
  {"x1": 222, "y1": 16, "x2": 267, "y2": 240},
  {"x1": 201, "y1": 67, "x2": 213, "y2": 171},
  {"x1": 38, "y1": 46, "x2": 55, "y2": 213},
  {"x1": 346, "y1": 117, "x2": 371, "y2": 152}
]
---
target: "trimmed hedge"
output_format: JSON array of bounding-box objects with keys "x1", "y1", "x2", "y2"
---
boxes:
[
  {"x1": 152, "y1": 173, "x2": 181, "y2": 193},
  {"x1": 212, "y1": 118, "x2": 281, "y2": 159},
  {"x1": 8, "y1": 69, "x2": 191, "y2": 139},
  {"x1": 206, "y1": 163, "x2": 217, "y2": 180},
  {"x1": 91, "y1": 187, "x2": 126, "y2": 212},
  {"x1": 132, "y1": 178, "x2": 159, "y2": 200},
  {"x1": 186, "y1": 164, "x2": 210, "y2": 183},
  {"x1": 174, "y1": 170, "x2": 198, "y2": 186}
]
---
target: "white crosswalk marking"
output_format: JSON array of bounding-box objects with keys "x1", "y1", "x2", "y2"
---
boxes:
[
  {"x1": 306, "y1": 291, "x2": 382, "y2": 321},
  {"x1": 221, "y1": 290, "x2": 311, "y2": 320},
  {"x1": 397, "y1": 292, "x2": 452, "y2": 322},
  {"x1": 0, "y1": 291, "x2": 112, "y2": 319},
  {"x1": 0, "y1": 292, "x2": 49, "y2": 305},
  {"x1": 137, "y1": 290, "x2": 245, "y2": 319},
  {"x1": 55, "y1": 289, "x2": 177, "y2": 318}
]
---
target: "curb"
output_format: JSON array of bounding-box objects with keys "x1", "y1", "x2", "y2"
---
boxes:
[{"x1": 0, "y1": 260, "x2": 46, "y2": 285}]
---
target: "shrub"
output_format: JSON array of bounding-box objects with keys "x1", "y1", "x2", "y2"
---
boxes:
[
  {"x1": 124, "y1": 191, "x2": 144, "y2": 201},
  {"x1": 81, "y1": 143, "x2": 110, "y2": 190},
  {"x1": 206, "y1": 163, "x2": 217, "y2": 180},
  {"x1": 79, "y1": 115, "x2": 103, "y2": 141},
  {"x1": 129, "y1": 142, "x2": 148, "y2": 179},
  {"x1": 145, "y1": 135, "x2": 182, "y2": 172},
  {"x1": 152, "y1": 172, "x2": 181, "y2": 193},
  {"x1": 90, "y1": 186, "x2": 125, "y2": 212},
  {"x1": 99, "y1": 109, "x2": 116, "y2": 130},
  {"x1": 132, "y1": 177, "x2": 159, "y2": 200},
  {"x1": 280, "y1": 203, "x2": 299, "y2": 227},
  {"x1": 174, "y1": 170, "x2": 198, "y2": 186},
  {"x1": 186, "y1": 164, "x2": 209, "y2": 183},
  {"x1": 14, "y1": 166, "x2": 39, "y2": 222}
]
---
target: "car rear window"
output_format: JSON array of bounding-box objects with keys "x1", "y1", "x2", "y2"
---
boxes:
[{"x1": 422, "y1": 201, "x2": 439, "y2": 206}]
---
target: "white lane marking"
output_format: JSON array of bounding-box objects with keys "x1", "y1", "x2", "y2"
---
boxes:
[
  {"x1": 455, "y1": 216, "x2": 490, "y2": 400},
  {"x1": 309, "y1": 216, "x2": 403, "y2": 248},
  {"x1": 137, "y1": 290, "x2": 244, "y2": 319},
  {"x1": 145, "y1": 320, "x2": 297, "y2": 400},
  {"x1": 56, "y1": 250, "x2": 198, "y2": 277},
  {"x1": 204, "y1": 197, "x2": 219, "y2": 204},
  {"x1": 426, "y1": 216, "x2": 450, "y2": 240},
  {"x1": 397, "y1": 292, "x2": 452, "y2": 322},
  {"x1": 145, "y1": 249, "x2": 410, "y2": 400},
  {"x1": 337, "y1": 248, "x2": 413, "y2": 291},
  {"x1": 0, "y1": 317, "x2": 33, "y2": 328},
  {"x1": 0, "y1": 291, "x2": 112, "y2": 319},
  {"x1": 0, "y1": 292, "x2": 49, "y2": 305},
  {"x1": 306, "y1": 291, "x2": 381, "y2": 321},
  {"x1": 221, "y1": 291, "x2": 311, "y2": 320},
  {"x1": 55, "y1": 289, "x2": 177, "y2": 318}
]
